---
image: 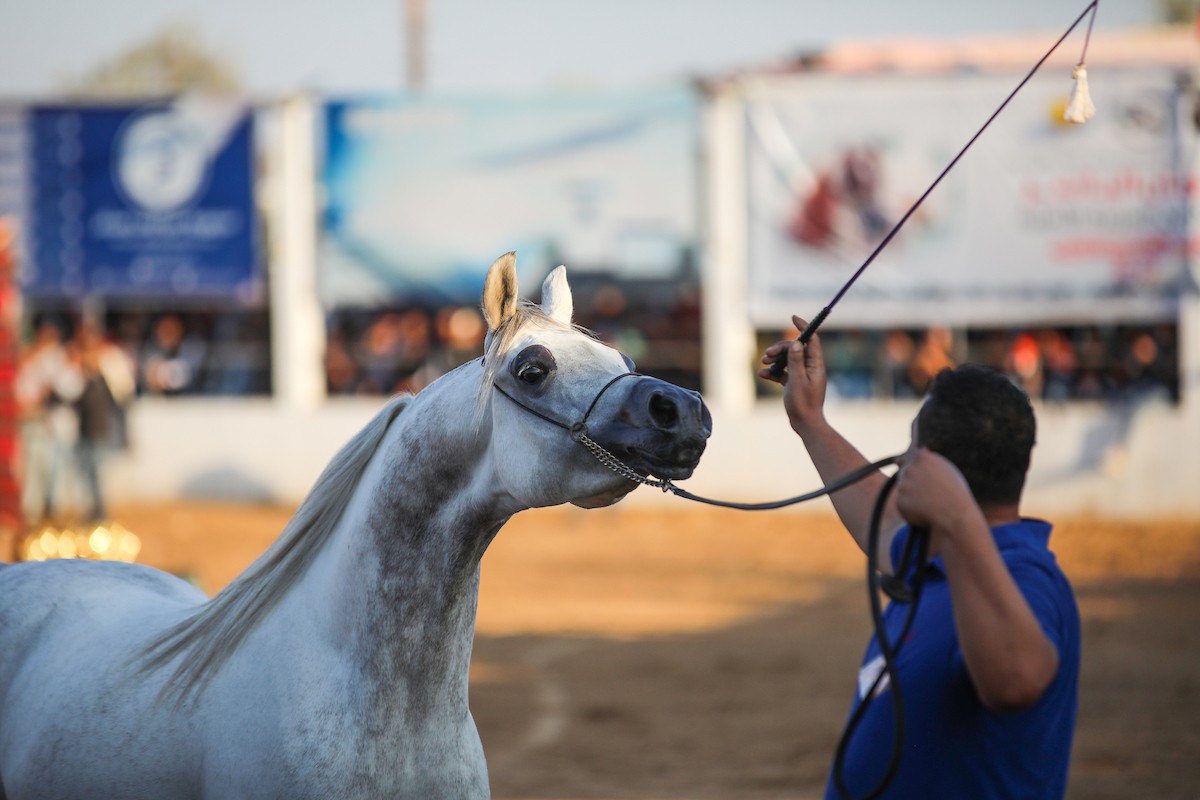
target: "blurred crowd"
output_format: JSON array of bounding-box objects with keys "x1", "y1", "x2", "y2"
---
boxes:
[
  {"x1": 324, "y1": 306, "x2": 488, "y2": 396},
  {"x1": 19, "y1": 308, "x2": 273, "y2": 400},
  {"x1": 15, "y1": 301, "x2": 1178, "y2": 522},
  {"x1": 113, "y1": 309, "x2": 273, "y2": 397},
  {"x1": 15, "y1": 307, "x2": 271, "y2": 522},
  {"x1": 327, "y1": 295, "x2": 1179, "y2": 407},
  {"x1": 758, "y1": 323, "x2": 1180, "y2": 404},
  {"x1": 11, "y1": 295, "x2": 1181, "y2": 527},
  {"x1": 324, "y1": 279, "x2": 705, "y2": 396}
]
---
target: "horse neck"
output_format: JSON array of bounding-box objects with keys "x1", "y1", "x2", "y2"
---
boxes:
[{"x1": 288, "y1": 368, "x2": 507, "y2": 717}]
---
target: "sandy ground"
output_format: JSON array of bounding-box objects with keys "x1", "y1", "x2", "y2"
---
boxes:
[{"x1": 6, "y1": 503, "x2": 1199, "y2": 799}]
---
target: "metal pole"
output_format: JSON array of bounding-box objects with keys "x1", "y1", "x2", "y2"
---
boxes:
[{"x1": 405, "y1": 0, "x2": 427, "y2": 92}]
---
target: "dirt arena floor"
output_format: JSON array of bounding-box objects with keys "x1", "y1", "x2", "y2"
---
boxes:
[{"x1": 7, "y1": 503, "x2": 1200, "y2": 799}]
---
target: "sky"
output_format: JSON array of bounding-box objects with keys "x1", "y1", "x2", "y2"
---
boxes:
[{"x1": 0, "y1": 0, "x2": 1166, "y2": 99}]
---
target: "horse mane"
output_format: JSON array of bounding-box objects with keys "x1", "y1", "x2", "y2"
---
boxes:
[{"x1": 139, "y1": 394, "x2": 412, "y2": 707}]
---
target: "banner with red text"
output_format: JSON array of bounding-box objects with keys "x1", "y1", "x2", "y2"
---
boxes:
[{"x1": 744, "y1": 67, "x2": 1194, "y2": 328}]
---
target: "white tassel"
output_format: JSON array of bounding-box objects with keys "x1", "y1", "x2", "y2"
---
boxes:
[{"x1": 1063, "y1": 64, "x2": 1095, "y2": 124}]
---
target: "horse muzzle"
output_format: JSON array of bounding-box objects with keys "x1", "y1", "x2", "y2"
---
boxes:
[{"x1": 593, "y1": 379, "x2": 712, "y2": 481}]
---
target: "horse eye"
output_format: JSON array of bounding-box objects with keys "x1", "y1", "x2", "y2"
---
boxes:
[
  {"x1": 517, "y1": 363, "x2": 547, "y2": 383},
  {"x1": 512, "y1": 345, "x2": 556, "y2": 385}
]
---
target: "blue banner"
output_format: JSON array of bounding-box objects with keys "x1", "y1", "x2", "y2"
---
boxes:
[{"x1": 25, "y1": 101, "x2": 258, "y2": 300}]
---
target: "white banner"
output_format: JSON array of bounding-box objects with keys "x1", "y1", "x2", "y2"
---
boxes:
[
  {"x1": 320, "y1": 89, "x2": 698, "y2": 307},
  {"x1": 745, "y1": 67, "x2": 1194, "y2": 328}
]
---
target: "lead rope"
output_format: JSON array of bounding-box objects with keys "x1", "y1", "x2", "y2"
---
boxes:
[
  {"x1": 833, "y1": 473, "x2": 932, "y2": 800},
  {"x1": 663, "y1": 454, "x2": 901, "y2": 509}
]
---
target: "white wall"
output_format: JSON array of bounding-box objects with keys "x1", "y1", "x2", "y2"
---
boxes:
[{"x1": 101, "y1": 379, "x2": 1199, "y2": 520}]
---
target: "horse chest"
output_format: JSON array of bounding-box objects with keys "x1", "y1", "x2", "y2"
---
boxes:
[
  {"x1": 209, "y1": 666, "x2": 488, "y2": 800},
  {"x1": 259, "y1": 712, "x2": 490, "y2": 800}
]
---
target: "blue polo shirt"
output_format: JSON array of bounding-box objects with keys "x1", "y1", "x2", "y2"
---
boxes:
[{"x1": 825, "y1": 519, "x2": 1080, "y2": 800}]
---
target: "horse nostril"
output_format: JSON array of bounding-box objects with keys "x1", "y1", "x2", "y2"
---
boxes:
[{"x1": 648, "y1": 391, "x2": 679, "y2": 430}]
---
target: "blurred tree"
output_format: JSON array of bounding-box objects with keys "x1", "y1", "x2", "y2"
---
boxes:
[
  {"x1": 1161, "y1": 0, "x2": 1200, "y2": 24},
  {"x1": 62, "y1": 24, "x2": 241, "y2": 99}
]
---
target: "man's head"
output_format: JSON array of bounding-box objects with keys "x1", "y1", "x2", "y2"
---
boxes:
[{"x1": 914, "y1": 364, "x2": 1036, "y2": 508}]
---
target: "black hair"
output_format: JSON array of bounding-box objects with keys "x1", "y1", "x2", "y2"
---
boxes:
[{"x1": 915, "y1": 364, "x2": 1036, "y2": 507}]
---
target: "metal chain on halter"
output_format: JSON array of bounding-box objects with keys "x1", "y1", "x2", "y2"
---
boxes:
[{"x1": 572, "y1": 427, "x2": 675, "y2": 492}]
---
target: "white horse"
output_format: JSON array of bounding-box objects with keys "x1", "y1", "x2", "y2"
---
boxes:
[{"x1": 0, "y1": 253, "x2": 711, "y2": 800}]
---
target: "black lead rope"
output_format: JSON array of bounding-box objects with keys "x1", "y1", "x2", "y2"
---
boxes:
[
  {"x1": 664, "y1": 454, "x2": 901, "y2": 510},
  {"x1": 673, "y1": 455, "x2": 934, "y2": 800},
  {"x1": 833, "y1": 472, "x2": 931, "y2": 800},
  {"x1": 663, "y1": 450, "x2": 933, "y2": 800}
]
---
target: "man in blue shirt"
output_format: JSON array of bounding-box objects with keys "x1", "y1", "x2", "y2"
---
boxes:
[{"x1": 759, "y1": 318, "x2": 1080, "y2": 799}]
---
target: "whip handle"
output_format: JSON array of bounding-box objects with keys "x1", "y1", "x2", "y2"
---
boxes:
[{"x1": 767, "y1": 305, "x2": 831, "y2": 379}]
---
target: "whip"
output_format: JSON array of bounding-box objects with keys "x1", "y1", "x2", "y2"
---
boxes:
[{"x1": 766, "y1": 0, "x2": 1099, "y2": 380}]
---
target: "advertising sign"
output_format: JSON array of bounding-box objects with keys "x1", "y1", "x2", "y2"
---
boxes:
[
  {"x1": 24, "y1": 99, "x2": 258, "y2": 300},
  {"x1": 745, "y1": 67, "x2": 1193, "y2": 328},
  {"x1": 320, "y1": 89, "x2": 698, "y2": 307}
]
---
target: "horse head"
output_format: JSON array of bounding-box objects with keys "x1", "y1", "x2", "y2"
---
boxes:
[{"x1": 479, "y1": 252, "x2": 711, "y2": 509}]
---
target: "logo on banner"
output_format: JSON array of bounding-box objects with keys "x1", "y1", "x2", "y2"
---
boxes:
[{"x1": 115, "y1": 110, "x2": 211, "y2": 213}]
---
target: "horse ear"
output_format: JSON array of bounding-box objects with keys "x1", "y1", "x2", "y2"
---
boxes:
[
  {"x1": 540, "y1": 266, "x2": 573, "y2": 325},
  {"x1": 482, "y1": 252, "x2": 519, "y2": 332}
]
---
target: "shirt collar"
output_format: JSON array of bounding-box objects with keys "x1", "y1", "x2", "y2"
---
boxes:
[{"x1": 918, "y1": 517, "x2": 1053, "y2": 578}]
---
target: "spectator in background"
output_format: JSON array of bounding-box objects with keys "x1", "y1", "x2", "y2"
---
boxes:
[
  {"x1": 325, "y1": 328, "x2": 362, "y2": 395},
  {"x1": 141, "y1": 314, "x2": 207, "y2": 395},
  {"x1": 908, "y1": 327, "x2": 955, "y2": 394},
  {"x1": 1148, "y1": 324, "x2": 1180, "y2": 402},
  {"x1": 393, "y1": 309, "x2": 434, "y2": 393},
  {"x1": 1040, "y1": 330, "x2": 1077, "y2": 402},
  {"x1": 1124, "y1": 330, "x2": 1169, "y2": 401},
  {"x1": 823, "y1": 330, "x2": 873, "y2": 399},
  {"x1": 881, "y1": 330, "x2": 916, "y2": 398},
  {"x1": 16, "y1": 318, "x2": 75, "y2": 522},
  {"x1": 1073, "y1": 327, "x2": 1109, "y2": 400},
  {"x1": 71, "y1": 321, "x2": 136, "y2": 522},
  {"x1": 204, "y1": 312, "x2": 271, "y2": 395},
  {"x1": 433, "y1": 306, "x2": 487, "y2": 373},
  {"x1": 1006, "y1": 332, "x2": 1044, "y2": 398},
  {"x1": 356, "y1": 313, "x2": 406, "y2": 394},
  {"x1": 767, "y1": 322, "x2": 1179, "y2": 404}
]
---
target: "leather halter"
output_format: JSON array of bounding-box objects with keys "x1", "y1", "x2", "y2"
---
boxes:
[
  {"x1": 490, "y1": 369, "x2": 673, "y2": 490},
  {"x1": 492, "y1": 370, "x2": 641, "y2": 445}
]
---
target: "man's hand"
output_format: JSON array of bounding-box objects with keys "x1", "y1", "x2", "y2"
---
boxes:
[
  {"x1": 895, "y1": 447, "x2": 979, "y2": 537},
  {"x1": 757, "y1": 314, "x2": 901, "y2": 565},
  {"x1": 757, "y1": 316, "x2": 828, "y2": 435}
]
